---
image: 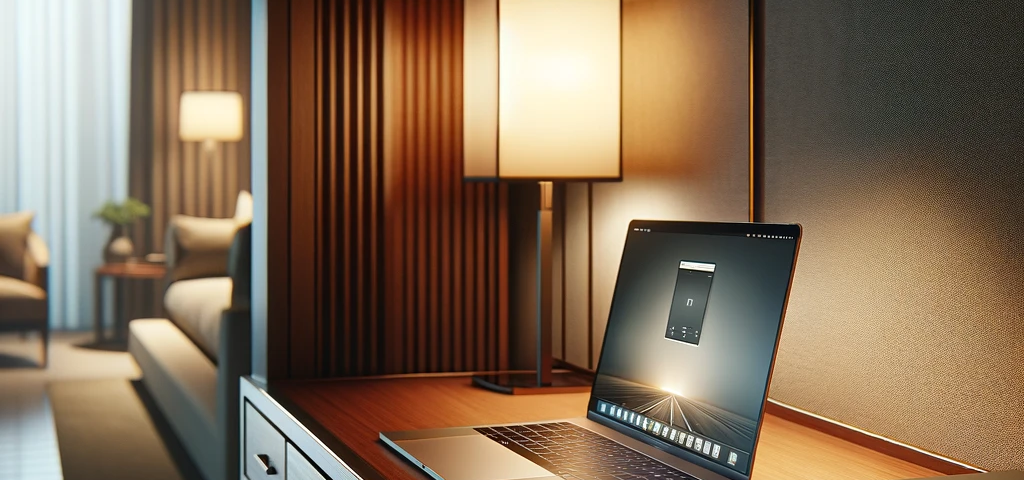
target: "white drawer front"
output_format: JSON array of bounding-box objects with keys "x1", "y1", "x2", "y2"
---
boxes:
[
  {"x1": 245, "y1": 402, "x2": 285, "y2": 480},
  {"x1": 287, "y1": 443, "x2": 327, "y2": 480}
]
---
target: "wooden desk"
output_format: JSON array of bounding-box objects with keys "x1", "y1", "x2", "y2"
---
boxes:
[{"x1": 244, "y1": 376, "x2": 940, "y2": 480}]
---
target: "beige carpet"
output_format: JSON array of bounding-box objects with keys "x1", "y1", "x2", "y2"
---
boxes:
[{"x1": 48, "y1": 379, "x2": 200, "y2": 480}]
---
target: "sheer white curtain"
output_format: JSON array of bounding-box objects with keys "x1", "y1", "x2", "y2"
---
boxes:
[{"x1": 0, "y1": 0, "x2": 132, "y2": 330}]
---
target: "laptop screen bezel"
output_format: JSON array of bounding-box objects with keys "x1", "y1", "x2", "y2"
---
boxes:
[{"x1": 585, "y1": 220, "x2": 802, "y2": 480}]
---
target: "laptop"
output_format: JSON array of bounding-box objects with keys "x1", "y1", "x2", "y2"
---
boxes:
[{"x1": 382, "y1": 220, "x2": 802, "y2": 480}]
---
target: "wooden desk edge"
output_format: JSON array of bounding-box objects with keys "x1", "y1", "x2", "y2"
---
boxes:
[
  {"x1": 241, "y1": 377, "x2": 388, "y2": 480},
  {"x1": 245, "y1": 374, "x2": 978, "y2": 480}
]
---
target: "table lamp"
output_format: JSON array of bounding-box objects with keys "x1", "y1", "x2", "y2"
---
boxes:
[
  {"x1": 179, "y1": 91, "x2": 243, "y2": 152},
  {"x1": 178, "y1": 91, "x2": 244, "y2": 213},
  {"x1": 463, "y1": 0, "x2": 622, "y2": 394}
]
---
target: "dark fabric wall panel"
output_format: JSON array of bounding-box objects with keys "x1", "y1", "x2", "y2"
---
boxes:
[
  {"x1": 763, "y1": 0, "x2": 1024, "y2": 470},
  {"x1": 129, "y1": 0, "x2": 252, "y2": 252}
]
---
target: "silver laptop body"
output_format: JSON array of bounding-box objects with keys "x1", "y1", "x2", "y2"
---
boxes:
[{"x1": 383, "y1": 220, "x2": 803, "y2": 480}]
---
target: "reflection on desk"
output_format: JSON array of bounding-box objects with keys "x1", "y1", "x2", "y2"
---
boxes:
[{"x1": 242, "y1": 375, "x2": 942, "y2": 480}]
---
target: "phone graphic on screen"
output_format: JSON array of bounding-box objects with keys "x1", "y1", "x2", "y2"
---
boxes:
[{"x1": 665, "y1": 260, "x2": 716, "y2": 345}]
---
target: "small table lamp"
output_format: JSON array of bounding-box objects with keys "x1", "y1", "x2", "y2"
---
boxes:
[
  {"x1": 178, "y1": 91, "x2": 244, "y2": 215},
  {"x1": 463, "y1": 0, "x2": 622, "y2": 393},
  {"x1": 179, "y1": 91, "x2": 244, "y2": 153}
]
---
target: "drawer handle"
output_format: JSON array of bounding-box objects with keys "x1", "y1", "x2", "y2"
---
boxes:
[{"x1": 254, "y1": 453, "x2": 278, "y2": 475}]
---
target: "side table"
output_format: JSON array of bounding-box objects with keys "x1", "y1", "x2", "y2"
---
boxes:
[{"x1": 93, "y1": 262, "x2": 167, "y2": 344}]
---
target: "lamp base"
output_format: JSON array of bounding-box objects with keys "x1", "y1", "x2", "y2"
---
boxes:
[{"x1": 471, "y1": 369, "x2": 593, "y2": 395}]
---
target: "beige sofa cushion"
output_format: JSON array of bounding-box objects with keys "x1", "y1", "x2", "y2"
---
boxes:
[
  {"x1": 0, "y1": 211, "x2": 33, "y2": 279},
  {"x1": 164, "y1": 277, "x2": 232, "y2": 362}
]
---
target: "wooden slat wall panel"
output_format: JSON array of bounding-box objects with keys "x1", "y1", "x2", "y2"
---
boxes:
[
  {"x1": 271, "y1": 0, "x2": 508, "y2": 378},
  {"x1": 379, "y1": 0, "x2": 508, "y2": 376}
]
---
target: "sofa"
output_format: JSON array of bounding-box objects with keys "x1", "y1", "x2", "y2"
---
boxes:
[
  {"x1": 129, "y1": 192, "x2": 252, "y2": 480},
  {"x1": 0, "y1": 211, "x2": 50, "y2": 367}
]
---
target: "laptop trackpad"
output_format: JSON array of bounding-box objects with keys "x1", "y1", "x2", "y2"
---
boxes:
[{"x1": 396, "y1": 434, "x2": 559, "y2": 480}]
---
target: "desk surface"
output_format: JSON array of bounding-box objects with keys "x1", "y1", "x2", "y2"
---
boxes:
[
  {"x1": 273, "y1": 376, "x2": 940, "y2": 480},
  {"x1": 95, "y1": 262, "x2": 166, "y2": 279}
]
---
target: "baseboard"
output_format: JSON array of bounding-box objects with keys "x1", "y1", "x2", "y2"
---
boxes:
[{"x1": 765, "y1": 399, "x2": 985, "y2": 475}]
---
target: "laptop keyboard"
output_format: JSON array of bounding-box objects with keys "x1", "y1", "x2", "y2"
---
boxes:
[{"x1": 476, "y1": 422, "x2": 697, "y2": 480}]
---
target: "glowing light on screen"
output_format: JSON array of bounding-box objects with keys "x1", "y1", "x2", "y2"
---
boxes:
[{"x1": 662, "y1": 386, "x2": 684, "y2": 398}]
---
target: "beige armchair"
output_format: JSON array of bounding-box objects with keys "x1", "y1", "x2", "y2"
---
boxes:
[{"x1": 0, "y1": 212, "x2": 50, "y2": 367}]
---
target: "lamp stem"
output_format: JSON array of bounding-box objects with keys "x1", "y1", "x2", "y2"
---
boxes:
[
  {"x1": 202, "y1": 140, "x2": 218, "y2": 216},
  {"x1": 537, "y1": 181, "x2": 554, "y2": 386}
]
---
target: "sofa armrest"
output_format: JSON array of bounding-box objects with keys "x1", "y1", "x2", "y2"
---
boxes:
[{"x1": 216, "y1": 306, "x2": 250, "y2": 480}]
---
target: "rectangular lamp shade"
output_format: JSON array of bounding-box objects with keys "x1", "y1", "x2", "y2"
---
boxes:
[
  {"x1": 178, "y1": 91, "x2": 244, "y2": 142},
  {"x1": 463, "y1": 0, "x2": 621, "y2": 180}
]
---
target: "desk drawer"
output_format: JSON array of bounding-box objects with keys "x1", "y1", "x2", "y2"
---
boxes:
[
  {"x1": 287, "y1": 443, "x2": 327, "y2": 480},
  {"x1": 245, "y1": 402, "x2": 285, "y2": 479}
]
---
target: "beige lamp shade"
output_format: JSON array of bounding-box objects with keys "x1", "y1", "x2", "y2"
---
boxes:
[
  {"x1": 178, "y1": 91, "x2": 244, "y2": 142},
  {"x1": 463, "y1": 0, "x2": 621, "y2": 180}
]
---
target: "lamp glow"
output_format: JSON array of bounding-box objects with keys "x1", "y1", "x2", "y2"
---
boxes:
[
  {"x1": 463, "y1": 0, "x2": 621, "y2": 180},
  {"x1": 178, "y1": 91, "x2": 244, "y2": 145}
]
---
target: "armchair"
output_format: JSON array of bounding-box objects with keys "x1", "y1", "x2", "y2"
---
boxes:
[{"x1": 0, "y1": 211, "x2": 50, "y2": 367}]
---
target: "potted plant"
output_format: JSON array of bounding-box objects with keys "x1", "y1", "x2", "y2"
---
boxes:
[{"x1": 94, "y1": 198, "x2": 151, "y2": 263}]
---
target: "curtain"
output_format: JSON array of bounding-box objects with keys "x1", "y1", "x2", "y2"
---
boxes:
[
  {"x1": 128, "y1": 0, "x2": 251, "y2": 255},
  {"x1": 0, "y1": 0, "x2": 133, "y2": 330}
]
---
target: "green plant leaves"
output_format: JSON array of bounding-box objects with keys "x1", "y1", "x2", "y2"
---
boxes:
[{"x1": 93, "y1": 197, "x2": 151, "y2": 226}]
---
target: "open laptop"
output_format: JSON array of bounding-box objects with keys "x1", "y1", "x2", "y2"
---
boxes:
[{"x1": 382, "y1": 220, "x2": 802, "y2": 480}]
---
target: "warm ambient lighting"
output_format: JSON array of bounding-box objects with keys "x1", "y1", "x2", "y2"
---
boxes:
[
  {"x1": 465, "y1": 0, "x2": 622, "y2": 394},
  {"x1": 178, "y1": 91, "x2": 244, "y2": 149},
  {"x1": 463, "y1": 0, "x2": 621, "y2": 180}
]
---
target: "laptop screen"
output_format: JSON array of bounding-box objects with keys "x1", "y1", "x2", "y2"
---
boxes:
[{"x1": 588, "y1": 221, "x2": 800, "y2": 479}]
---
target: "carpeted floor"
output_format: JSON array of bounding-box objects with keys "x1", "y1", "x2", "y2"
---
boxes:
[{"x1": 48, "y1": 379, "x2": 201, "y2": 480}]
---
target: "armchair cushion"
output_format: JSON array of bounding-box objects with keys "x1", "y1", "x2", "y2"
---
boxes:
[
  {"x1": 0, "y1": 211, "x2": 33, "y2": 280},
  {"x1": 0, "y1": 276, "x2": 47, "y2": 321}
]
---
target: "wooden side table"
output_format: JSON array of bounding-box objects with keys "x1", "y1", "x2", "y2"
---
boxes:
[{"x1": 93, "y1": 262, "x2": 167, "y2": 344}]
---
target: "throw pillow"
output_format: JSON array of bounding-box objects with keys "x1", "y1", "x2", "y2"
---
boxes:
[
  {"x1": 166, "y1": 215, "x2": 240, "y2": 282},
  {"x1": 0, "y1": 211, "x2": 34, "y2": 279}
]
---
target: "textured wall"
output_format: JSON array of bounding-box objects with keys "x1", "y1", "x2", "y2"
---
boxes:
[{"x1": 763, "y1": 0, "x2": 1024, "y2": 470}]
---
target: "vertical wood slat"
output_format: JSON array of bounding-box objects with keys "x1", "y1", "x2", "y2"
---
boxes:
[
  {"x1": 289, "y1": 0, "x2": 318, "y2": 379},
  {"x1": 326, "y1": 0, "x2": 339, "y2": 377}
]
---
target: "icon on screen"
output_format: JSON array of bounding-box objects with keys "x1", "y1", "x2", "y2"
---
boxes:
[
  {"x1": 728, "y1": 451, "x2": 738, "y2": 466},
  {"x1": 685, "y1": 435, "x2": 694, "y2": 448},
  {"x1": 712, "y1": 444, "x2": 721, "y2": 459},
  {"x1": 702, "y1": 442, "x2": 712, "y2": 455},
  {"x1": 694, "y1": 438, "x2": 703, "y2": 451}
]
